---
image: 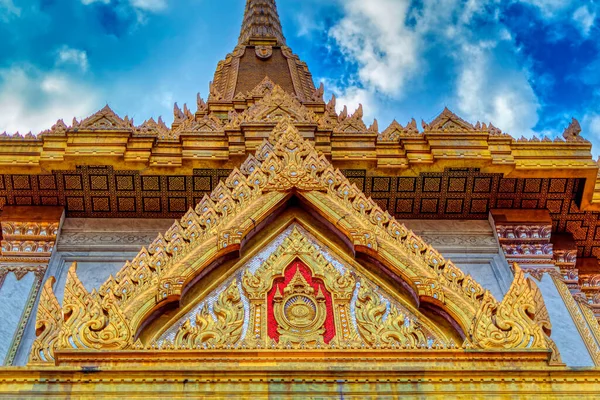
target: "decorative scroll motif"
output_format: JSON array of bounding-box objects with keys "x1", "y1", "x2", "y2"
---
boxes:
[
  {"x1": 469, "y1": 264, "x2": 547, "y2": 349},
  {"x1": 29, "y1": 277, "x2": 61, "y2": 363},
  {"x1": 59, "y1": 263, "x2": 133, "y2": 350},
  {"x1": 355, "y1": 283, "x2": 427, "y2": 347},
  {"x1": 29, "y1": 263, "x2": 134, "y2": 362},
  {"x1": 174, "y1": 280, "x2": 244, "y2": 348},
  {"x1": 30, "y1": 119, "x2": 556, "y2": 361}
]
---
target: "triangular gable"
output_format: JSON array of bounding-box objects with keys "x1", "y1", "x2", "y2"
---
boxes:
[
  {"x1": 423, "y1": 107, "x2": 475, "y2": 132},
  {"x1": 29, "y1": 118, "x2": 555, "y2": 363},
  {"x1": 378, "y1": 119, "x2": 420, "y2": 142},
  {"x1": 76, "y1": 105, "x2": 133, "y2": 131},
  {"x1": 155, "y1": 224, "x2": 453, "y2": 349},
  {"x1": 226, "y1": 85, "x2": 319, "y2": 129}
]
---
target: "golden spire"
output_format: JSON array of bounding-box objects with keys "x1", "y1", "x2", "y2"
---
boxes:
[{"x1": 238, "y1": 0, "x2": 286, "y2": 46}]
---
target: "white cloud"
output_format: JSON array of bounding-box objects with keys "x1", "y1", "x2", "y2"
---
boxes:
[
  {"x1": 80, "y1": 0, "x2": 166, "y2": 13},
  {"x1": 130, "y1": 0, "x2": 167, "y2": 12},
  {"x1": 329, "y1": 0, "x2": 419, "y2": 97},
  {"x1": 56, "y1": 46, "x2": 89, "y2": 72},
  {"x1": 0, "y1": 0, "x2": 20, "y2": 21},
  {"x1": 295, "y1": 13, "x2": 323, "y2": 37},
  {"x1": 81, "y1": 0, "x2": 110, "y2": 5},
  {"x1": 455, "y1": 43, "x2": 540, "y2": 136},
  {"x1": 0, "y1": 66, "x2": 99, "y2": 134},
  {"x1": 517, "y1": 0, "x2": 575, "y2": 18},
  {"x1": 322, "y1": 80, "x2": 378, "y2": 122},
  {"x1": 323, "y1": 0, "x2": 541, "y2": 136},
  {"x1": 573, "y1": 5, "x2": 596, "y2": 37}
]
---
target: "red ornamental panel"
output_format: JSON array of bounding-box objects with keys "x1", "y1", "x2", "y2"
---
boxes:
[{"x1": 266, "y1": 260, "x2": 336, "y2": 343}]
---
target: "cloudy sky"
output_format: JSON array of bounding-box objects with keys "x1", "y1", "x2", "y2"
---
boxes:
[{"x1": 1, "y1": 0, "x2": 599, "y2": 152}]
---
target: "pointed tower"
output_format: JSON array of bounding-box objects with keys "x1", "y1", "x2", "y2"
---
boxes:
[
  {"x1": 238, "y1": 0, "x2": 286, "y2": 46},
  {"x1": 210, "y1": 0, "x2": 318, "y2": 102}
]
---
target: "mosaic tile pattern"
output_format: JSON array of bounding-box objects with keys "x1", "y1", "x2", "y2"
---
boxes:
[{"x1": 0, "y1": 166, "x2": 598, "y2": 259}]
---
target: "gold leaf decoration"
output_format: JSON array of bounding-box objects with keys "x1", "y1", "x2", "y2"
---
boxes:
[
  {"x1": 29, "y1": 263, "x2": 134, "y2": 363},
  {"x1": 58, "y1": 263, "x2": 133, "y2": 351},
  {"x1": 29, "y1": 277, "x2": 61, "y2": 363},
  {"x1": 470, "y1": 264, "x2": 547, "y2": 349},
  {"x1": 174, "y1": 279, "x2": 244, "y2": 348},
  {"x1": 355, "y1": 283, "x2": 427, "y2": 347}
]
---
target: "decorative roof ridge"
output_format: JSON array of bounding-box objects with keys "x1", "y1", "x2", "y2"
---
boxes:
[
  {"x1": 225, "y1": 84, "x2": 318, "y2": 129},
  {"x1": 563, "y1": 118, "x2": 589, "y2": 143},
  {"x1": 29, "y1": 116, "x2": 555, "y2": 362},
  {"x1": 333, "y1": 104, "x2": 369, "y2": 134},
  {"x1": 0, "y1": 131, "x2": 39, "y2": 141},
  {"x1": 378, "y1": 119, "x2": 420, "y2": 141},
  {"x1": 423, "y1": 107, "x2": 475, "y2": 132},
  {"x1": 135, "y1": 116, "x2": 171, "y2": 139}
]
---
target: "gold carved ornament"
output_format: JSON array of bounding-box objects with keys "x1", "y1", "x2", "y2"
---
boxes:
[
  {"x1": 29, "y1": 277, "x2": 61, "y2": 363},
  {"x1": 174, "y1": 280, "x2": 244, "y2": 348},
  {"x1": 29, "y1": 263, "x2": 134, "y2": 363},
  {"x1": 355, "y1": 283, "x2": 428, "y2": 348},
  {"x1": 29, "y1": 120, "x2": 555, "y2": 361},
  {"x1": 468, "y1": 264, "x2": 546, "y2": 349},
  {"x1": 273, "y1": 267, "x2": 328, "y2": 344}
]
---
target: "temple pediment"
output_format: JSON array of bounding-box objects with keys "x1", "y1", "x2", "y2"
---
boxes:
[
  {"x1": 28, "y1": 119, "x2": 558, "y2": 366},
  {"x1": 76, "y1": 105, "x2": 134, "y2": 132},
  {"x1": 155, "y1": 225, "x2": 454, "y2": 349},
  {"x1": 226, "y1": 85, "x2": 320, "y2": 129}
]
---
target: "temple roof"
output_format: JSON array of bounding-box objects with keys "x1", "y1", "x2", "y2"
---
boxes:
[{"x1": 238, "y1": 0, "x2": 286, "y2": 46}]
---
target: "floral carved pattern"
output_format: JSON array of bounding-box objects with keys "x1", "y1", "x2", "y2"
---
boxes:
[
  {"x1": 174, "y1": 280, "x2": 244, "y2": 348},
  {"x1": 29, "y1": 119, "x2": 554, "y2": 361}
]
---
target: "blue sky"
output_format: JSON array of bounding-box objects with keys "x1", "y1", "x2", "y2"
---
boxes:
[{"x1": 1, "y1": 0, "x2": 599, "y2": 154}]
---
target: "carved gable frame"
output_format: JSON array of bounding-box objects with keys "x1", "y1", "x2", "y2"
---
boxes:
[{"x1": 29, "y1": 118, "x2": 555, "y2": 364}]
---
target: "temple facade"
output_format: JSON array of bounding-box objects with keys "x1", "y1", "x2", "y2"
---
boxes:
[{"x1": 1, "y1": 0, "x2": 600, "y2": 397}]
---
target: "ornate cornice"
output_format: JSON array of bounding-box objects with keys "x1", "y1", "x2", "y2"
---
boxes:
[
  {"x1": 29, "y1": 119, "x2": 555, "y2": 364},
  {"x1": 1, "y1": 98, "x2": 597, "y2": 208}
]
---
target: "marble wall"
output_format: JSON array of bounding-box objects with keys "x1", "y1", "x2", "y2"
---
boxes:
[
  {"x1": 0, "y1": 272, "x2": 35, "y2": 364},
  {"x1": 400, "y1": 219, "x2": 513, "y2": 300}
]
